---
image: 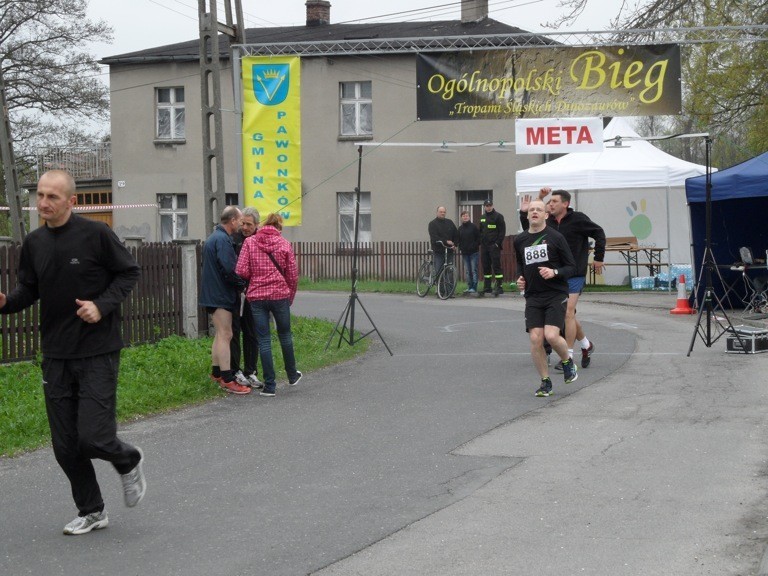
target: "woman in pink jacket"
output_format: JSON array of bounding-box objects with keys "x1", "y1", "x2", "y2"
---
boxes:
[{"x1": 235, "y1": 213, "x2": 301, "y2": 396}]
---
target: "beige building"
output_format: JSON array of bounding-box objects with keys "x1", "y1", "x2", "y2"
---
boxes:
[{"x1": 102, "y1": 0, "x2": 545, "y2": 243}]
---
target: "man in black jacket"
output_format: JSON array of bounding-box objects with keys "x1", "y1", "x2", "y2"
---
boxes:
[
  {"x1": 0, "y1": 170, "x2": 145, "y2": 535},
  {"x1": 520, "y1": 188, "x2": 606, "y2": 368},
  {"x1": 230, "y1": 206, "x2": 261, "y2": 389},
  {"x1": 478, "y1": 199, "x2": 506, "y2": 296},
  {"x1": 427, "y1": 206, "x2": 458, "y2": 276}
]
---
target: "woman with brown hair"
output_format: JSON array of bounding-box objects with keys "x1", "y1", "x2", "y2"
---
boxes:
[{"x1": 235, "y1": 213, "x2": 302, "y2": 396}]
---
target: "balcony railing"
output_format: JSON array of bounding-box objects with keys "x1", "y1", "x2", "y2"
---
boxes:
[{"x1": 36, "y1": 143, "x2": 111, "y2": 181}]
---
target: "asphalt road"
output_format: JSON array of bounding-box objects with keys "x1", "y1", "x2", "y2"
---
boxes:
[{"x1": 3, "y1": 290, "x2": 767, "y2": 575}]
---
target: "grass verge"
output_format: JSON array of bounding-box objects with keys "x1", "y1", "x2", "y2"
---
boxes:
[{"x1": 0, "y1": 316, "x2": 367, "y2": 457}]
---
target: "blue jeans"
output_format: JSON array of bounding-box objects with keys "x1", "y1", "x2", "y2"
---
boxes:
[
  {"x1": 462, "y1": 252, "x2": 479, "y2": 290},
  {"x1": 250, "y1": 299, "x2": 298, "y2": 392}
]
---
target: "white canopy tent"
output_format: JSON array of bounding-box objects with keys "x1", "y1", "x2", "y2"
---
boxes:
[{"x1": 515, "y1": 117, "x2": 709, "y2": 284}]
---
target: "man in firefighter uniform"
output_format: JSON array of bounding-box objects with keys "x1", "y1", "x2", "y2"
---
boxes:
[{"x1": 478, "y1": 199, "x2": 506, "y2": 297}]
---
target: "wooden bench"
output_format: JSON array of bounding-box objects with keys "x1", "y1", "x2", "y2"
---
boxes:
[{"x1": 599, "y1": 235, "x2": 666, "y2": 284}]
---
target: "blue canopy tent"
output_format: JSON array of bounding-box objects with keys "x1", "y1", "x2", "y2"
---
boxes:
[{"x1": 685, "y1": 152, "x2": 768, "y2": 307}]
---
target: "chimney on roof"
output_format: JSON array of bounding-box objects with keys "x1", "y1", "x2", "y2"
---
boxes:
[
  {"x1": 306, "y1": 0, "x2": 331, "y2": 26},
  {"x1": 461, "y1": 0, "x2": 489, "y2": 23}
]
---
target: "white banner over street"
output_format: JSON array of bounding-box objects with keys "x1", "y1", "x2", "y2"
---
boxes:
[{"x1": 515, "y1": 117, "x2": 604, "y2": 154}]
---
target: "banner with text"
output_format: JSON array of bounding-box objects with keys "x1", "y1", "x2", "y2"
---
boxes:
[
  {"x1": 515, "y1": 117, "x2": 604, "y2": 154},
  {"x1": 242, "y1": 56, "x2": 302, "y2": 225},
  {"x1": 417, "y1": 44, "x2": 680, "y2": 121}
]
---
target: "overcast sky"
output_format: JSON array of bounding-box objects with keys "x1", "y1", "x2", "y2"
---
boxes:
[{"x1": 86, "y1": 0, "x2": 617, "y2": 60}]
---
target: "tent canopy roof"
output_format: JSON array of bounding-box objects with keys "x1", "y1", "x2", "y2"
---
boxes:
[
  {"x1": 515, "y1": 118, "x2": 709, "y2": 193},
  {"x1": 686, "y1": 151, "x2": 768, "y2": 203}
]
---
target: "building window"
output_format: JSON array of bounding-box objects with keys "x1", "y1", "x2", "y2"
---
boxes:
[
  {"x1": 458, "y1": 190, "x2": 492, "y2": 226},
  {"x1": 157, "y1": 193, "x2": 188, "y2": 241},
  {"x1": 337, "y1": 192, "x2": 371, "y2": 243},
  {"x1": 77, "y1": 191, "x2": 112, "y2": 206},
  {"x1": 340, "y1": 81, "x2": 372, "y2": 137},
  {"x1": 156, "y1": 87, "x2": 185, "y2": 140}
]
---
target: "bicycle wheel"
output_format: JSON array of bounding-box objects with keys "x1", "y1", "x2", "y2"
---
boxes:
[
  {"x1": 437, "y1": 265, "x2": 457, "y2": 300},
  {"x1": 416, "y1": 260, "x2": 434, "y2": 297}
]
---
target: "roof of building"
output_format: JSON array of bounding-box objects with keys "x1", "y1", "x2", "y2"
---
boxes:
[{"x1": 101, "y1": 19, "x2": 549, "y2": 65}]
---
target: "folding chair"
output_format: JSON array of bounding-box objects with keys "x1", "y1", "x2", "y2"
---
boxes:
[{"x1": 739, "y1": 247, "x2": 768, "y2": 313}]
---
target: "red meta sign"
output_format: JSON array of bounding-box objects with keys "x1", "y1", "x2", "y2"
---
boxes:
[{"x1": 515, "y1": 118, "x2": 604, "y2": 154}]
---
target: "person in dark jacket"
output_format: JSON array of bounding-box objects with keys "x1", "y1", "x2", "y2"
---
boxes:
[
  {"x1": 229, "y1": 206, "x2": 261, "y2": 389},
  {"x1": 457, "y1": 210, "x2": 481, "y2": 294},
  {"x1": 0, "y1": 170, "x2": 145, "y2": 535},
  {"x1": 427, "y1": 206, "x2": 458, "y2": 276},
  {"x1": 514, "y1": 199, "x2": 578, "y2": 397},
  {"x1": 520, "y1": 188, "x2": 606, "y2": 368},
  {"x1": 200, "y1": 205, "x2": 250, "y2": 395},
  {"x1": 478, "y1": 199, "x2": 506, "y2": 296}
]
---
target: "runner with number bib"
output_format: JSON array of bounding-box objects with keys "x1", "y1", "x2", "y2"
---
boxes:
[{"x1": 513, "y1": 199, "x2": 578, "y2": 397}]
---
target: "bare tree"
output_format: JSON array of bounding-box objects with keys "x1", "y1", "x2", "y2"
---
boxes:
[{"x1": 0, "y1": 0, "x2": 112, "y2": 179}]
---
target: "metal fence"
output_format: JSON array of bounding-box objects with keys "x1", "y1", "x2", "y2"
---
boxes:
[
  {"x1": 293, "y1": 238, "x2": 518, "y2": 282},
  {"x1": 0, "y1": 242, "x2": 186, "y2": 363},
  {"x1": 36, "y1": 143, "x2": 112, "y2": 181}
]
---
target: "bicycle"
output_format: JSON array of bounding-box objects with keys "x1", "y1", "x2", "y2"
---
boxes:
[{"x1": 416, "y1": 241, "x2": 457, "y2": 299}]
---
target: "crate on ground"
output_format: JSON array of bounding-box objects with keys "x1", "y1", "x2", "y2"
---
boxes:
[{"x1": 725, "y1": 325, "x2": 768, "y2": 354}]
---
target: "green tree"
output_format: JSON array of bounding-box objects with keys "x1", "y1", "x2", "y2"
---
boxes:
[{"x1": 550, "y1": 0, "x2": 768, "y2": 165}]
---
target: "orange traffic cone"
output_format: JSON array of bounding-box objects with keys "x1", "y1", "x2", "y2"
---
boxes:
[{"x1": 670, "y1": 274, "x2": 695, "y2": 314}]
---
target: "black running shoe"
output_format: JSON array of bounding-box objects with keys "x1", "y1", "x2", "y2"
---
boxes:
[
  {"x1": 562, "y1": 358, "x2": 578, "y2": 384},
  {"x1": 581, "y1": 342, "x2": 595, "y2": 368},
  {"x1": 535, "y1": 378, "x2": 553, "y2": 397}
]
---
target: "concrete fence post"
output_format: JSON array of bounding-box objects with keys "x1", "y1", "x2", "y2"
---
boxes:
[{"x1": 174, "y1": 239, "x2": 201, "y2": 338}]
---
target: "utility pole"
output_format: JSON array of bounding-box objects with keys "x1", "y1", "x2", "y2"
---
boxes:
[
  {"x1": 198, "y1": 0, "x2": 245, "y2": 234},
  {"x1": 0, "y1": 67, "x2": 26, "y2": 242}
]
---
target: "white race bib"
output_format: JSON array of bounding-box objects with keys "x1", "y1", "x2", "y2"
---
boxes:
[{"x1": 524, "y1": 243, "x2": 550, "y2": 265}]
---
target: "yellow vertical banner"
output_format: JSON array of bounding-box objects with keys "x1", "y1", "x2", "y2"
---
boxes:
[{"x1": 242, "y1": 56, "x2": 302, "y2": 225}]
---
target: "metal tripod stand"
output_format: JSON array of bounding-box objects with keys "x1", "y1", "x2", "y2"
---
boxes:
[
  {"x1": 687, "y1": 136, "x2": 746, "y2": 355},
  {"x1": 325, "y1": 146, "x2": 393, "y2": 355}
]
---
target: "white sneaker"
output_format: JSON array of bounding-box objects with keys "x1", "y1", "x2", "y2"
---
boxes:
[
  {"x1": 234, "y1": 370, "x2": 250, "y2": 386},
  {"x1": 247, "y1": 373, "x2": 263, "y2": 389},
  {"x1": 121, "y1": 447, "x2": 146, "y2": 507},
  {"x1": 63, "y1": 510, "x2": 108, "y2": 535}
]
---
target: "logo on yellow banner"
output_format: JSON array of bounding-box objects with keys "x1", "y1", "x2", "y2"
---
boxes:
[{"x1": 252, "y1": 64, "x2": 290, "y2": 106}]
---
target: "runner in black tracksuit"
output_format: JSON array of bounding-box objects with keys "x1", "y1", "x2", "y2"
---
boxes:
[{"x1": 0, "y1": 170, "x2": 144, "y2": 534}]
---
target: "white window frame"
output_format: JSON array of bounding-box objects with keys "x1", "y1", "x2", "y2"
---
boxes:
[
  {"x1": 337, "y1": 191, "x2": 371, "y2": 243},
  {"x1": 339, "y1": 81, "x2": 372, "y2": 137},
  {"x1": 157, "y1": 193, "x2": 188, "y2": 241},
  {"x1": 155, "y1": 87, "x2": 185, "y2": 141}
]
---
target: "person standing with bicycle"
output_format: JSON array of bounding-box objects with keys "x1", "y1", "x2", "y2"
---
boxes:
[{"x1": 428, "y1": 206, "x2": 458, "y2": 276}]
